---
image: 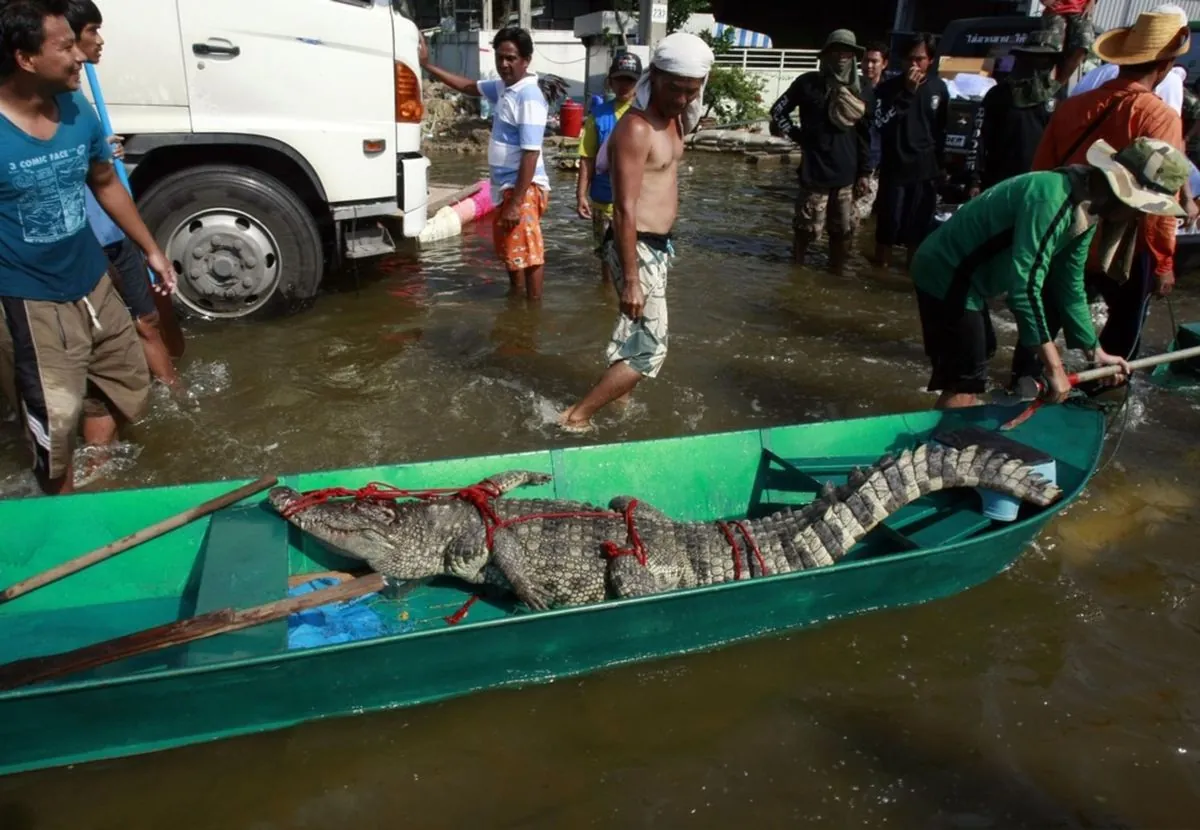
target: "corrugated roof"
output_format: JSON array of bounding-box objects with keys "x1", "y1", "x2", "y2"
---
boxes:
[{"x1": 1091, "y1": 0, "x2": 1200, "y2": 30}]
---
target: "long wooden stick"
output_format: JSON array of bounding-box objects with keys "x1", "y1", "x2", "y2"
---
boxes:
[
  {"x1": 0, "y1": 573, "x2": 386, "y2": 691},
  {"x1": 1070, "y1": 344, "x2": 1200, "y2": 384},
  {"x1": 0, "y1": 475, "x2": 278, "y2": 606}
]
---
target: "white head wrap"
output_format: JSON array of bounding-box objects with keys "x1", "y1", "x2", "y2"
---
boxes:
[
  {"x1": 595, "y1": 32, "x2": 715, "y2": 175},
  {"x1": 1151, "y1": 3, "x2": 1189, "y2": 26}
]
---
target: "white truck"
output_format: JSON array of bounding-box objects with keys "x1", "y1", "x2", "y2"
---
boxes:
[{"x1": 86, "y1": 0, "x2": 431, "y2": 320}]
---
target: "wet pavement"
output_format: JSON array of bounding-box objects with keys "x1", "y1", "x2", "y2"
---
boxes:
[{"x1": 1, "y1": 151, "x2": 1199, "y2": 828}]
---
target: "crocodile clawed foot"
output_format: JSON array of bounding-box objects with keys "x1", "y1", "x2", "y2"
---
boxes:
[{"x1": 518, "y1": 583, "x2": 555, "y2": 612}]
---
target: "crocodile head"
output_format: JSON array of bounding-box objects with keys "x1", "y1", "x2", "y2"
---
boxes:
[{"x1": 268, "y1": 486, "x2": 449, "y2": 580}]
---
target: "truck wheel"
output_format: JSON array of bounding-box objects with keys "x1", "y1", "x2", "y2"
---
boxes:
[{"x1": 136, "y1": 164, "x2": 324, "y2": 320}]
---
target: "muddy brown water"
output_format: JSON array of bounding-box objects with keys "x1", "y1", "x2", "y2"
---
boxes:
[{"x1": 2, "y1": 151, "x2": 1199, "y2": 829}]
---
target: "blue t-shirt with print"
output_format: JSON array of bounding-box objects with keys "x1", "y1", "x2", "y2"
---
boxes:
[{"x1": 0, "y1": 91, "x2": 113, "y2": 302}]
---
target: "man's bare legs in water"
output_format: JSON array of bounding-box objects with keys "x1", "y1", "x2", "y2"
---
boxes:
[
  {"x1": 508, "y1": 263, "x2": 544, "y2": 300},
  {"x1": 560, "y1": 48, "x2": 709, "y2": 432}
]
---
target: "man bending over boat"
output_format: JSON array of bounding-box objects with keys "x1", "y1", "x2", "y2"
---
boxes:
[
  {"x1": 559, "y1": 32, "x2": 714, "y2": 432},
  {"x1": 909, "y1": 136, "x2": 1190, "y2": 409}
]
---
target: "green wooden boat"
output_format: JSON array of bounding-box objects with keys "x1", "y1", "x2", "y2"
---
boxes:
[
  {"x1": 1151, "y1": 322, "x2": 1200, "y2": 391},
  {"x1": 0, "y1": 401, "x2": 1106, "y2": 777}
]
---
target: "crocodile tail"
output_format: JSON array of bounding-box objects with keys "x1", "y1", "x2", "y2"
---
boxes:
[{"x1": 790, "y1": 442, "x2": 1064, "y2": 567}]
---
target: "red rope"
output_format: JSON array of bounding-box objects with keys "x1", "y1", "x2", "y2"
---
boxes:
[
  {"x1": 599, "y1": 499, "x2": 648, "y2": 567},
  {"x1": 716, "y1": 522, "x2": 744, "y2": 580},
  {"x1": 716, "y1": 520, "x2": 769, "y2": 579},
  {"x1": 732, "y1": 520, "x2": 768, "y2": 576},
  {"x1": 444, "y1": 594, "x2": 479, "y2": 625},
  {"x1": 279, "y1": 481, "x2": 471, "y2": 519}
]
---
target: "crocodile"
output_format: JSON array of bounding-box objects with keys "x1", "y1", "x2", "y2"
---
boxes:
[{"x1": 268, "y1": 440, "x2": 1063, "y2": 611}]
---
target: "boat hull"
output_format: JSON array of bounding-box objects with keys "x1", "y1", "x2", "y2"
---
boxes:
[{"x1": 0, "y1": 402, "x2": 1106, "y2": 776}]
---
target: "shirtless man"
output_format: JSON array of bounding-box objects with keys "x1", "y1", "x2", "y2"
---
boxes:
[{"x1": 560, "y1": 33, "x2": 714, "y2": 432}]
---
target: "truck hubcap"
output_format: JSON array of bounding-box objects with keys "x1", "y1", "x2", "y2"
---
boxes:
[{"x1": 166, "y1": 208, "x2": 282, "y2": 319}]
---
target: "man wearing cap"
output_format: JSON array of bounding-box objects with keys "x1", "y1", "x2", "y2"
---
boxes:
[
  {"x1": 870, "y1": 32, "x2": 949, "y2": 270},
  {"x1": 576, "y1": 51, "x2": 642, "y2": 284},
  {"x1": 770, "y1": 29, "x2": 874, "y2": 268},
  {"x1": 1025, "y1": 9, "x2": 1189, "y2": 378},
  {"x1": 910, "y1": 136, "x2": 1190, "y2": 409},
  {"x1": 972, "y1": 28, "x2": 1065, "y2": 194},
  {"x1": 560, "y1": 32, "x2": 713, "y2": 432}
]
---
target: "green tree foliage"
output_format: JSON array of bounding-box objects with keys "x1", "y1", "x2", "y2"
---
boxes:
[
  {"x1": 697, "y1": 30, "x2": 767, "y2": 124},
  {"x1": 667, "y1": 0, "x2": 710, "y2": 34}
]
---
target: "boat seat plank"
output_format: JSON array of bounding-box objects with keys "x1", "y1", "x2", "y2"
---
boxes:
[
  {"x1": 903, "y1": 509, "x2": 993, "y2": 549},
  {"x1": 184, "y1": 505, "x2": 289, "y2": 667}
]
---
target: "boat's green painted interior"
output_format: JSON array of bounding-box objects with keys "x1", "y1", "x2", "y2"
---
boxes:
[{"x1": 0, "y1": 403, "x2": 1104, "y2": 691}]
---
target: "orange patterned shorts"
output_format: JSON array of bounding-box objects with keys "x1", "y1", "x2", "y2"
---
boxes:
[{"x1": 493, "y1": 186, "x2": 548, "y2": 271}]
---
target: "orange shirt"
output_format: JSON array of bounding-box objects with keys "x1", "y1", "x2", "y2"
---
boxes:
[{"x1": 1031, "y1": 78, "x2": 1183, "y2": 276}]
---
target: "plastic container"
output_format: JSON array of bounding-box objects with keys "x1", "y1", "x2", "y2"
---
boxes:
[
  {"x1": 560, "y1": 99, "x2": 584, "y2": 138},
  {"x1": 932, "y1": 440, "x2": 1057, "y2": 523},
  {"x1": 417, "y1": 205, "x2": 462, "y2": 244},
  {"x1": 977, "y1": 457, "x2": 1057, "y2": 522}
]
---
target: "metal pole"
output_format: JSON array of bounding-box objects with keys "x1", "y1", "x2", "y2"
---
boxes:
[
  {"x1": 638, "y1": 0, "x2": 667, "y2": 50},
  {"x1": 518, "y1": 0, "x2": 531, "y2": 29},
  {"x1": 482, "y1": 0, "x2": 493, "y2": 30}
]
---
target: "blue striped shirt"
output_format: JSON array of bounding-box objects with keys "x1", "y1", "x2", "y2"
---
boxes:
[{"x1": 479, "y1": 75, "x2": 550, "y2": 204}]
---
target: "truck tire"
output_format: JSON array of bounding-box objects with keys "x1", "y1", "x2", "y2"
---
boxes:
[{"x1": 136, "y1": 164, "x2": 324, "y2": 320}]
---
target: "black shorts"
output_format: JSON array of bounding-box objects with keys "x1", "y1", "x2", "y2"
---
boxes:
[
  {"x1": 876, "y1": 178, "x2": 939, "y2": 247},
  {"x1": 916, "y1": 288, "x2": 997, "y2": 395},
  {"x1": 103, "y1": 238, "x2": 156, "y2": 320}
]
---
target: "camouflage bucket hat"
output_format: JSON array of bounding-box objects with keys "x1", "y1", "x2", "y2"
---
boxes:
[{"x1": 1086, "y1": 137, "x2": 1189, "y2": 217}]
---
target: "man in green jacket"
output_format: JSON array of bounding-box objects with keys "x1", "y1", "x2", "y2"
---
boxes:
[{"x1": 912, "y1": 136, "x2": 1189, "y2": 409}]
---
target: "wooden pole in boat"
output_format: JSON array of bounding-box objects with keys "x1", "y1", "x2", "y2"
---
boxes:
[
  {"x1": 1000, "y1": 344, "x2": 1200, "y2": 431},
  {"x1": 1069, "y1": 344, "x2": 1200, "y2": 384},
  {"x1": 0, "y1": 574, "x2": 387, "y2": 692},
  {"x1": 0, "y1": 475, "x2": 279, "y2": 606}
]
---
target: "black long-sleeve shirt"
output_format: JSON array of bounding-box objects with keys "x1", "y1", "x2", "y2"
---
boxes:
[
  {"x1": 872, "y1": 74, "x2": 949, "y2": 184},
  {"x1": 975, "y1": 81, "x2": 1057, "y2": 190},
  {"x1": 770, "y1": 72, "x2": 873, "y2": 190}
]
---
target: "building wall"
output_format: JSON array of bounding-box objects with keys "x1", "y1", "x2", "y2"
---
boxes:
[
  {"x1": 431, "y1": 29, "x2": 590, "y2": 99},
  {"x1": 1087, "y1": 0, "x2": 1200, "y2": 28}
]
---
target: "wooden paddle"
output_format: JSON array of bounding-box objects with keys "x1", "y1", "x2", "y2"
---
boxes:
[
  {"x1": 1000, "y1": 344, "x2": 1200, "y2": 431},
  {"x1": 0, "y1": 475, "x2": 278, "y2": 606},
  {"x1": 0, "y1": 574, "x2": 386, "y2": 692},
  {"x1": 84, "y1": 63, "x2": 186, "y2": 359}
]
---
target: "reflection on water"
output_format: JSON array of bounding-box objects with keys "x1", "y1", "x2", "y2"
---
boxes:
[{"x1": 1, "y1": 151, "x2": 1199, "y2": 828}]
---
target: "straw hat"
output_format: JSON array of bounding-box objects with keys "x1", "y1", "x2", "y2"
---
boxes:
[{"x1": 1093, "y1": 10, "x2": 1190, "y2": 65}]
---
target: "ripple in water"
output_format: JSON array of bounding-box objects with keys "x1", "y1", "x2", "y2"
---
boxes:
[{"x1": 0, "y1": 440, "x2": 143, "y2": 500}]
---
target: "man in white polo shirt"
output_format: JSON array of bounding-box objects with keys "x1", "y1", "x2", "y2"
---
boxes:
[{"x1": 420, "y1": 27, "x2": 551, "y2": 300}]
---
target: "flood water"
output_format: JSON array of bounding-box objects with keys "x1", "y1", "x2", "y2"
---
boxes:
[{"x1": 2, "y1": 151, "x2": 1200, "y2": 828}]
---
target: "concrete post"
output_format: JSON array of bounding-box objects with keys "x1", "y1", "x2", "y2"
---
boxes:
[
  {"x1": 638, "y1": 0, "x2": 667, "y2": 50},
  {"x1": 482, "y1": 0, "x2": 493, "y2": 31},
  {"x1": 518, "y1": 0, "x2": 532, "y2": 30}
]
